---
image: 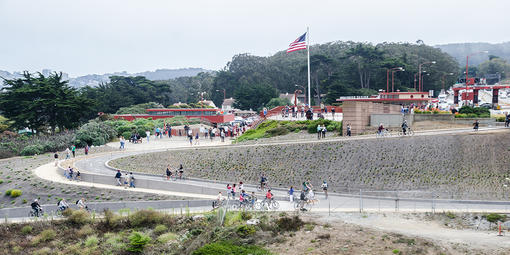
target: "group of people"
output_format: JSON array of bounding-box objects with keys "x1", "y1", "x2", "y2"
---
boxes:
[
  {"x1": 114, "y1": 170, "x2": 136, "y2": 188},
  {"x1": 165, "y1": 164, "x2": 184, "y2": 180},
  {"x1": 64, "y1": 166, "x2": 81, "y2": 181},
  {"x1": 316, "y1": 124, "x2": 327, "y2": 139},
  {"x1": 30, "y1": 197, "x2": 88, "y2": 217}
]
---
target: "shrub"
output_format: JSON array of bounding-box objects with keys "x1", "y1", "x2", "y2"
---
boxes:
[
  {"x1": 4, "y1": 189, "x2": 12, "y2": 196},
  {"x1": 192, "y1": 241, "x2": 271, "y2": 255},
  {"x1": 153, "y1": 224, "x2": 168, "y2": 235},
  {"x1": 265, "y1": 127, "x2": 289, "y2": 137},
  {"x1": 157, "y1": 232, "x2": 177, "y2": 243},
  {"x1": 74, "y1": 121, "x2": 117, "y2": 147},
  {"x1": 33, "y1": 247, "x2": 52, "y2": 255},
  {"x1": 0, "y1": 179, "x2": 3, "y2": 184},
  {"x1": 486, "y1": 213, "x2": 507, "y2": 223},
  {"x1": 21, "y1": 225, "x2": 33, "y2": 235},
  {"x1": 85, "y1": 235, "x2": 99, "y2": 248},
  {"x1": 496, "y1": 116, "x2": 506, "y2": 122},
  {"x1": 236, "y1": 225, "x2": 256, "y2": 238},
  {"x1": 32, "y1": 229, "x2": 57, "y2": 244},
  {"x1": 129, "y1": 209, "x2": 164, "y2": 228},
  {"x1": 9, "y1": 189, "x2": 22, "y2": 198},
  {"x1": 240, "y1": 211, "x2": 252, "y2": 221},
  {"x1": 20, "y1": 144, "x2": 44, "y2": 156},
  {"x1": 275, "y1": 216, "x2": 304, "y2": 232},
  {"x1": 67, "y1": 209, "x2": 91, "y2": 225},
  {"x1": 77, "y1": 225, "x2": 94, "y2": 237},
  {"x1": 126, "y1": 231, "x2": 152, "y2": 253}
]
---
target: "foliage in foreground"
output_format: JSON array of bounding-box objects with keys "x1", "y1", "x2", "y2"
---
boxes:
[{"x1": 192, "y1": 241, "x2": 272, "y2": 255}]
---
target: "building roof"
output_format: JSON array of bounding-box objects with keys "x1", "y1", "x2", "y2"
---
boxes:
[{"x1": 222, "y1": 97, "x2": 235, "y2": 107}]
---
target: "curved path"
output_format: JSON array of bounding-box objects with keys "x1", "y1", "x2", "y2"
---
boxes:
[{"x1": 28, "y1": 126, "x2": 510, "y2": 215}]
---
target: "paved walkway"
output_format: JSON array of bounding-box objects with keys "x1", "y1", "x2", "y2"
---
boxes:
[{"x1": 18, "y1": 126, "x2": 510, "y2": 221}]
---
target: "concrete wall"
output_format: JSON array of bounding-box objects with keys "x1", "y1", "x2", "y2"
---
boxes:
[
  {"x1": 370, "y1": 114, "x2": 405, "y2": 127},
  {"x1": 342, "y1": 101, "x2": 401, "y2": 135},
  {"x1": 413, "y1": 114, "x2": 454, "y2": 122}
]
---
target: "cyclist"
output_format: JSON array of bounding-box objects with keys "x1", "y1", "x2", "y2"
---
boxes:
[
  {"x1": 401, "y1": 120, "x2": 408, "y2": 135},
  {"x1": 57, "y1": 199, "x2": 70, "y2": 212},
  {"x1": 377, "y1": 123, "x2": 385, "y2": 135},
  {"x1": 250, "y1": 191, "x2": 257, "y2": 209},
  {"x1": 213, "y1": 192, "x2": 224, "y2": 208},
  {"x1": 76, "y1": 197, "x2": 88, "y2": 210},
  {"x1": 299, "y1": 190, "x2": 307, "y2": 211},
  {"x1": 265, "y1": 189, "x2": 273, "y2": 201},
  {"x1": 260, "y1": 174, "x2": 267, "y2": 190},
  {"x1": 31, "y1": 199, "x2": 42, "y2": 217},
  {"x1": 321, "y1": 181, "x2": 328, "y2": 199}
]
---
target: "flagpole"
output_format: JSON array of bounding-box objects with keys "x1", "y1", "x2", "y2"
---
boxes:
[{"x1": 307, "y1": 27, "x2": 311, "y2": 107}]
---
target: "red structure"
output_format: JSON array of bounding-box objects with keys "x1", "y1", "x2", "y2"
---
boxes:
[
  {"x1": 114, "y1": 108, "x2": 235, "y2": 124},
  {"x1": 452, "y1": 85, "x2": 510, "y2": 105},
  {"x1": 336, "y1": 92, "x2": 431, "y2": 105}
]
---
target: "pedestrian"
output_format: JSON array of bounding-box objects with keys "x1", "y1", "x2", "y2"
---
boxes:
[
  {"x1": 194, "y1": 132, "x2": 200, "y2": 145},
  {"x1": 231, "y1": 183, "x2": 236, "y2": 198},
  {"x1": 84, "y1": 144, "x2": 89, "y2": 155},
  {"x1": 124, "y1": 172, "x2": 129, "y2": 189},
  {"x1": 188, "y1": 129, "x2": 193, "y2": 145},
  {"x1": 65, "y1": 147, "x2": 71, "y2": 159},
  {"x1": 473, "y1": 120, "x2": 479, "y2": 131},
  {"x1": 299, "y1": 190, "x2": 307, "y2": 211},
  {"x1": 168, "y1": 125, "x2": 172, "y2": 138},
  {"x1": 166, "y1": 166, "x2": 172, "y2": 180},
  {"x1": 119, "y1": 136, "x2": 125, "y2": 150},
  {"x1": 322, "y1": 125, "x2": 327, "y2": 138},
  {"x1": 115, "y1": 170, "x2": 122, "y2": 186},
  {"x1": 321, "y1": 181, "x2": 328, "y2": 199},
  {"x1": 64, "y1": 166, "x2": 70, "y2": 179},
  {"x1": 69, "y1": 167, "x2": 74, "y2": 180},
  {"x1": 71, "y1": 145, "x2": 76, "y2": 158},
  {"x1": 75, "y1": 170, "x2": 81, "y2": 181},
  {"x1": 347, "y1": 123, "x2": 352, "y2": 137},
  {"x1": 146, "y1": 130, "x2": 150, "y2": 142},
  {"x1": 54, "y1": 151, "x2": 59, "y2": 166},
  {"x1": 239, "y1": 181, "x2": 244, "y2": 191},
  {"x1": 129, "y1": 172, "x2": 135, "y2": 188},
  {"x1": 263, "y1": 107, "x2": 268, "y2": 119},
  {"x1": 289, "y1": 186, "x2": 294, "y2": 202},
  {"x1": 317, "y1": 125, "x2": 322, "y2": 140},
  {"x1": 320, "y1": 102, "x2": 325, "y2": 113},
  {"x1": 226, "y1": 184, "x2": 232, "y2": 199},
  {"x1": 331, "y1": 107, "x2": 335, "y2": 119},
  {"x1": 220, "y1": 130, "x2": 225, "y2": 142},
  {"x1": 155, "y1": 127, "x2": 160, "y2": 139}
]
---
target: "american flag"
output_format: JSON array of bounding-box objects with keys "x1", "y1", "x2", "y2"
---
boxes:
[{"x1": 287, "y1": 32, "x2": 307, "y2": 53}]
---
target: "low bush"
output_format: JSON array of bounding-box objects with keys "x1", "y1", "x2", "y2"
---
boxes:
[
  {"x1": 192, "y1": 241, "x2": 271, "y2": 255},
  {"x1": 67, "y1": 209, "x2": 91, "y2": 226},
  {"x1": 153, "y1": 224, "x2": 168, "y2": 235},
  {"x1": 77, "y1": 224, "x2": 94, "y2": 237},
  {"x1": 126, "y1": 231, "x2": 152, "y2": 253},
  {"x1": 32, "y1": 229, "x2": 57, "y2": 245},
  {"x1": 265, "y1": 127, "x2": 289, "y2": 137},
  {"x1": 73, "y1": 121, "x2": 117, "y2": 147},
  {"x1": 129, "y1": 209, "x2": 164, "y2": 228},
  {"x1": 275, "y1": 215, "x2": 304, "y2": 232},
  {"x1": 157, "y1": 232, "x2": 177, "y2": 243},
  {"x1": 485, "y1": 213, "x2": 507, "y2": 223},
  {"x1": 236, "y1": 225, "x2": 256, "y2": 238},
  {"x1": 9, "y1": 189, "x2": 22, "y2": 198},
  {"x1": 20, "y1": 145, "x2": 44, "y2": 156},
  {"x1": 0, "y1": 179, "x2": 3, "y2": 184},
  {"x1": 21, "y1": 225, "x2": 33, "y2": 235},
  {"x1": 4, "y1": 189, "x2": 12, "y2": 196},
  {"x1": 496, "y1": 116, "x2": 506, "y2": 122},
  {"x1": 84, "y1": 235, "x2": 99, "y2": 248}
]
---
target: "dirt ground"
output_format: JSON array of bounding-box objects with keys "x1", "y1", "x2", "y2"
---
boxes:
[{"x1": 268, "y1": 212, "x2": 509, "y2": 255}]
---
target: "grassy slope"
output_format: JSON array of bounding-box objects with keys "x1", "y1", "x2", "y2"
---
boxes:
[{"x1": 111, "y1": 131, "x2": 510, "y2": 200}]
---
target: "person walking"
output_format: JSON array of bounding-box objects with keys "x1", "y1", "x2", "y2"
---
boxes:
[
  {"x1": 115, "y1": 170, "x2": 122, "y2": 186},
  {"x1": 146, "y1": 130, "x2": 150, "y2": 142},
  {"x1": 226, "y1": 184, "x2": 232, "y2": 200},
  {"x1": 65, "y1": 147, "x2": 71, "y2": 159},
  {"x1": 322, "y1": 125, "x2": 327, "y2": 138},
  {"x1": 317, "y1": 125, "x2": 322, "y2": 140},
  {"x1": 129, "y1": 172, "x2": 135, "y2": 188},
  {"x1": 473, "y1": 120, "x2": 479, "y2": 131},
  {"x1": 119, "y1": 136, "x2": 125, "y2": 150},
  {"x1": 194, "y1": 132, "x2": 200, "y2": 145},
  {"x1": 263, "y1": 107, "x2": 268, "y2": 119},
  {"x1": 220, "y1": 130, "x2": 225, "y2": 142},
  {"x1": 288, "y1": 186, "x2": 294, "y2": 202},
  {"x1": 321, "y1": 181, "x2": 328, "y2": 199},
  {"x1": 71, "y1": 145, "x2": 76, "y2": 158},
  {"x1": 54, "y1": 151, "x2": 59, "y2": 166},
  {"x1": 231, "y1": 183, "x2": 237, "y2": 198},
  {"x1": 124, "y1": 172, "x2": 130, "y2": 189},
  {"x1": 84, "y1": 144, "x2": 89, "y2": 155},
  {"x1": 75, "y1": 170, "x2": 81, "y2": 181},
  {"x1": 69, "y1": 167, "x2": 74, "y2": 180},
  {"x1": 188, "y1": 129, "x2": 193, "y2": 145},
  {"x1": 331, "y1": 107, "x2": 335, "y2": 119},
  {"x1": 347, "y1": 123, "x2": 352, "y2": 137},
  {"x1": 166, "y1": 166, "x2": 172, "y2": 180},
  {"x1": 168, "y1": 125, "x2": 172, "y2": 138}
]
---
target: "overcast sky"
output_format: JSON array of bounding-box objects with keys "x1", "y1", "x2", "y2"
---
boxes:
[{"x1": 1, "y1": 0, "x2": 509, "y2": 77}]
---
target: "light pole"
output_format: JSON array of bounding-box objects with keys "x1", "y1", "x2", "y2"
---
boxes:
[
  {"x1": 441, "y1": 73, "x2": 454, "y2": 91},
  {"x1": 293, "y1": 90, "x2": 302, "y2": 106},
  {"x1": 295, "y1": 85, "x2": 306, "y2": 106},
  {"x1": 391, "y1": 67, "x2": 405, "y2": 92},
  {"x1": 414, "y1": 71, "x2": 427, "y2": 91},
  {"x1": 215, "y1": 89, "x2": 226, "y2": 101},
  {"x1": 387, "y1": 67, "x2": 404, "y2": 92},
  {"x1": 421, "y1": 73, "x2": 430, "y2": 92},
  {"x1": 465, "y1": 51, "x2": 488, "y2": 105},
  {"x1": 418, "y1": 61, "x2": 436, "y2": 92}
]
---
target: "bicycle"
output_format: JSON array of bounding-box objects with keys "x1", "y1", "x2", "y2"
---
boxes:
[
  {"x1": 398, "y1": 128, "x2": 414, "y2": 136},
  {"x1": 28, "y1": 208, "x2": 43, "y2": 218},
  {"x1": 294, "y1": 199, "x2": 314, "y2": 211},
  {"x1": 256, "y1": 182, "x2": 271, "y2": 192},
  {"x1": 376, "y1": 129, "x2": 392, "y2": 138},
  {"x1": 255, "y1": 198, "x2": 279, "y2": 210}
]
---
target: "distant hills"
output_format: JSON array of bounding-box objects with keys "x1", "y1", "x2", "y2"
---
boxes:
[
  {"x1": 0, "y1": 68, "x2": 211, "y2": 88},
  {"x1": 436, "y1": 42, "x2": 510, "y2": 66}
]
